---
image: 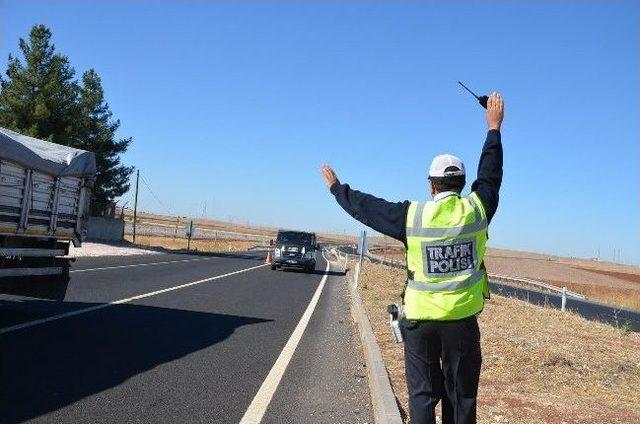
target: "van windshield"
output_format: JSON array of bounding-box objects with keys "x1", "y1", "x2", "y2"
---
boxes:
[{"x1": 276, "y1": 231, "x2": 313, "y2": 245}]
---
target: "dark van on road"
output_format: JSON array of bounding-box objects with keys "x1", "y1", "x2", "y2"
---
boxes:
[{"x1": 271, "y1": 230, "x2": 318, "y2": 273}]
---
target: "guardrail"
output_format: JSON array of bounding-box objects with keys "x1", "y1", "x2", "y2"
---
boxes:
[
  {"x1": 489, "y1": 273, "x2": 586, "y2": 311},
  {"x1": 331, "y1": 247, "x2": 354, "y2": 276},
  {"x1": 364, "y1": 249, "x2": 587, "y2": 312},
  {"x1": 366, "y1": 250, "x2": 404, "y2": 268}
]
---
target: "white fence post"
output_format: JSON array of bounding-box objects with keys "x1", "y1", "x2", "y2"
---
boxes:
[
  {"x1": 354, "y1": 230, "x2": 366, "y2": 287},
  {"x1": 561, "y1": 286, "x2": 567, "y2": 312},
  {"x1": 354, "y1": 259, "x2": 360, "y2": 286}
]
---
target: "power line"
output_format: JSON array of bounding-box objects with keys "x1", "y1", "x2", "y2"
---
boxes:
[{"x1": 139, "y1": 173, "x2": 173, "y2": 216}]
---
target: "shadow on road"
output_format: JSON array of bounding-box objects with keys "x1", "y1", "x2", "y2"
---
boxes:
[
  {"x1": 277, "y1": 268, "x2": 346, "y2": 277},
  {"x1": 177, "y1": 250, "x2": 266, "y2": 260},
  {"x1": 313, "y1": 269, "x2": 347, "y2": 277},
  {"x1": 0, "y1": 299, "x2": 271, "y2": 423}
]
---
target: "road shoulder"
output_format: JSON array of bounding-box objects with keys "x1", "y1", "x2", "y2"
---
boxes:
[{"x1": 261, "y1": 269, "x2": 373, "y2": 424}]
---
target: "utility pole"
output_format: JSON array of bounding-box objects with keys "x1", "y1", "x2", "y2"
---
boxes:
[{"x1": 133, "y1": 169, "x2": 140, "y2": 243}]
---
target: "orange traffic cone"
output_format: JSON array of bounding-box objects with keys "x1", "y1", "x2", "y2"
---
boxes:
[{"x1": 265, "y1": 250, "x2": 272, "y2": 264}]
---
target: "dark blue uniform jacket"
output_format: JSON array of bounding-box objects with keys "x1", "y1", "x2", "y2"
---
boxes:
[{"x1": 330, "y1": 130, "x2": 503, "y2": 246}]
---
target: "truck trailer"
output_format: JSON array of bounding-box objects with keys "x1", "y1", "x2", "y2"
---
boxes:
[{"x1": 0, "y1": 127, "x2": 96, "y2": 299}]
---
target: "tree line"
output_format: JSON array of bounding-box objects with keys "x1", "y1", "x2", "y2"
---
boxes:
[{"x1": 0, "y1": 24, "x2": 133, "y2": 215}]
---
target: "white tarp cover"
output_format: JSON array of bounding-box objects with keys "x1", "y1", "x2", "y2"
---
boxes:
[{"x1": 0, "y1": 126, "x2": 96, "y2": 177}]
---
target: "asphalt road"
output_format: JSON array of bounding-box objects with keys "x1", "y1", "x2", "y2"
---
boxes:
[{"x1": 0, "y1": 251, "x2": 372, "y2": 424}]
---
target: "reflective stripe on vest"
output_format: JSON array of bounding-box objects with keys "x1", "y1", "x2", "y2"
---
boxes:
[
  {"x1": 406, "y1": 195, "x2": 487, "y2": 238},
  {"x1": 407, "y1": 268, "x2": 485, "y2": 292}
]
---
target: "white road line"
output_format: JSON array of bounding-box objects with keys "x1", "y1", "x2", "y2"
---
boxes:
[
  {"x1": 239, "y1": 259, "x2": 331, "y2": 424},
  {"x1": 0, "y1": 263, "x2": 267, "y2": 335},
  {"x1": 70, "y1": 256, "x2": 221, "y2": 273}
]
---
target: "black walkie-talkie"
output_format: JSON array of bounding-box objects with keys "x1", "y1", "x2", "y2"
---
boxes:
[{"x1": 458, "y1": 81, "x2": 488, "y2": 109}]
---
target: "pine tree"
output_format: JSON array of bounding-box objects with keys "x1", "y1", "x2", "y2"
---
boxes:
[
  {"x1": 0, "y1": 24, "x2": 133, "y2": 214},
  {"x1": 78, "y1": 69, "x2": 133, "y2": 213},
  {"x1": 0, "y1": 25, "x2": 79, "y2": 144}
]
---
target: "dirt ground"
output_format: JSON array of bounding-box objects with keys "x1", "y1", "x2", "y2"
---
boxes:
[
  {"x1": 370, "y1": 246, "x2": 640, "y2": 311},
  {"x1": 68, "y1": 242, "x2": 160, "y2": 257},
  {"x1": 356, "y1": 260, "x2": 640, "y2": 424}
]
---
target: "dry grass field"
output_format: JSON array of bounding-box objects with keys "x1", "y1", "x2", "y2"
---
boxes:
[
  {"x1": 124, "y1": 234, "x2": 255, "y2": 253},
  {"x1": 122, "y1": 209, "x2": 358, "y2": 245},
  {"x1": 123, "y1": 210, "x2": 276, "y2": 238},
  {"x1": 369, "y1": 246, "x2": 640, "y2": 311},
  {"x1": 356, "y1": 261, "x2": 640, "y2": 424},
  {"x1": 485, "y1": 248, "x2": 640, "y2": 311}
]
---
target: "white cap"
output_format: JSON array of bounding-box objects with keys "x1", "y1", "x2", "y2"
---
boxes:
[{"x1": 428, "y1": 154, "x2": 465, "y2": 177}]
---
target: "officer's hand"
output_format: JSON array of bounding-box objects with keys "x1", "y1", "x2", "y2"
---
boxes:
[
  {"x1": 320, "y1": 164, "x2": 340, "y2": 189},
  {"x1": 486, "y1": 92, "x2": 504, "y2": 131}
]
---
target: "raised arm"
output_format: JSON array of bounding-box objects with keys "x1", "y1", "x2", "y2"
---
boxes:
[
  {"x1": 321, "y1": 165, "x2": 409, "y2": 243},
  {"x1": 471, "y1": 92, "x2": 504, "y2": 223}
]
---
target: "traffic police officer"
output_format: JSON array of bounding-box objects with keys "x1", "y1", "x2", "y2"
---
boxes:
[{"x1": 321, "y1": 92, "x2": 504, "y2": 424}]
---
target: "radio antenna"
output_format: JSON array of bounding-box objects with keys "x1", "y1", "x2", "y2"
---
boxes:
[{"x1": 457, "y1": 81, "x2": 488, "y2": 109}]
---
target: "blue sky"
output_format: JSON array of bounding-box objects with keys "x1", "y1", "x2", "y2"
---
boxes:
[{"x1": 1, "y1": 1, "x2": 638, "y2": 263}]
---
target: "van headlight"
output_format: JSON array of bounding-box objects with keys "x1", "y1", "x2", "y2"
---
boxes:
[
  {"x1": 304, "y1": 251, "x2": 313, "y2": 259},
  {"x1": 274, "y1": 248, "x2": 281, "y2": 257}
]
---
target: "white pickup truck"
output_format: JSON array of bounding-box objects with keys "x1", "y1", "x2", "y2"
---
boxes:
[{"x1": 0, "y1": 127, "x2": 96, "y2": 299}]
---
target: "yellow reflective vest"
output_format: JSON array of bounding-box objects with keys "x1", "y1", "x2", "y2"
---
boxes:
[{"x1": 404, "y1": 192, "x2": 489, "y2": 320}]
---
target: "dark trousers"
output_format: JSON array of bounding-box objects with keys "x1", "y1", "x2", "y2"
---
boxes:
[{"x1": 401, "y1": 315, "x2": 482, "y2": 424}]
